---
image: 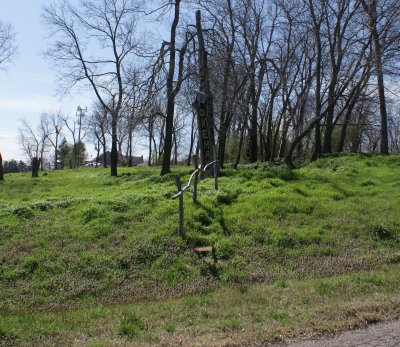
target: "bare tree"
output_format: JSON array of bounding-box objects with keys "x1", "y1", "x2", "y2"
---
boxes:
[
  {"x1": 43, "y1": 0, "x2": 142, "y2": 176},
  {"x1": 160, "y1": 0, "x2": 193, "y2": 175},
  {"x1": 18, "y1": 119, "x2": 49, "y2": 174},
  {"x1": 195, "y1": 0, "x2": 238, "y2": 167},
  {"x1": 0, "y1": 21, "x2": 17, "y2": 69},
  {"x1": 357, "y1": 0, "x2": 400, "y2": 155},
  {"x1": 87, "y1": 103, "x2": 110, "y2": 168},
  {"x1": 58, "y1": 111, "x2": 87, "y2": 168},
  {"x1": 42, "y1": 112, "x2": 63, "y2": 169}
]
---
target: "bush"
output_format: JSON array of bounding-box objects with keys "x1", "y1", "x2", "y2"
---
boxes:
[
  {"x1": 12, "y1": 206, "x2": 34, "y2": 220},
  {"x1": 31, "y1": 201, "x2": 54, "y2": 211},
  {"x1": 369, "y1": 224, "x2": 394, "y2": 240}
]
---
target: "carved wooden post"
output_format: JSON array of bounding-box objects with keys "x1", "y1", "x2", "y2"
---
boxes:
[
  {"x1": 194, "y1": 10, "x2": 216, "y2": 178},
  {"x1": 175, "y1": 174, "x2": 186, "y2": 239},
  {"x1": 0, "y1": 153, "x2": 4, "y2": 181}
]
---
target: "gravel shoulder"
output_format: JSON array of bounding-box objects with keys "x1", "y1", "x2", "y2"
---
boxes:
[{"x1": 286, "y1": 319, "x2": 400, "y2": 347}]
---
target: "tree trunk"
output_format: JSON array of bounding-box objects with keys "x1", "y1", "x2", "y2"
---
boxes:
[
  {"x1": 337, "y1": 100, "x2": 358, "y2": 153},
  {"x1": 249, "y1": 77, "x2": 258, "y2": 163},
  {"x1": 32, "y1": 157, "x2": 39, "y2": 178},
  {"x1": 286, "y1": 111, "x2": 327, "y2": 169},
  {"x1": 102, "y1": 141, "x2": 107, "y2": 168},
  {"x1": 311, "y1": 122, "x2": 322, "y2": 161},
  {"x1": 128, "y1": 131, "x2": 133, "y2": 167},
  {"x1": 218, "y1": 126, "x2": 228, "y2": 167},
  {"x1": 54, "y1": 133, "x2": 59, "y2": 170},
  {"x1": 372, "y1": 22, "x2": 389, "y2": 154},
  {"x1": 173, "y1": 126, "x2": 178, "y2": 165},
  {"x1": 217, "y1": 55, "x2": 234, "y2": 168},
  {"x1": 279, "y1": 119, "x2": 291, "y2": 159},
  {"x1": 96, "y1": 139, "x2": 100, "y2": 167},
  {"x1": 161, "y1": 0, "x2": 181, "y2": 175},
  {"x1": 323, "y1": 70, "x2": 339, "y2": 154},
  {"x1": 271, "y1": 112, "x2": 283, "y2": 160},
  {"x1": 148, "y1": 117, "x2": 153, "y2": 166},
  {"x1": 234, "y1": 117, "x2": 247, "y2": 169},
  {"x1": 265, "y1": 92, "x2": 277, "y2": 161},
  {"x1": 0, "y1": 153, "x2": 4, "y2": 181},
  {"x1": 359, "y1": 0, "x2": 389, "y2": 154},
  {"x1": 110, "y1": 114, "x2": 118, "y2": 176},
  {"x1": 309, "y1": 0, "x2": 323, "y2": 161}
]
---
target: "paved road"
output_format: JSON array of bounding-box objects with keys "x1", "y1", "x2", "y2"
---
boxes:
[{"x1": 287, "y1": 319, "x2": 400, "y2": 347}]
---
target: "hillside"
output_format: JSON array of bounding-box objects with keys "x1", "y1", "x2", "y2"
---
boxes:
[{"x1": 0, "y1": 155, "x2": 399, "y2": 345}]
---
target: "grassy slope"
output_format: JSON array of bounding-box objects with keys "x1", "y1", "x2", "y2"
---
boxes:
[{"x1": 0, "y1": 154, "x2": 399, "y2": 345}]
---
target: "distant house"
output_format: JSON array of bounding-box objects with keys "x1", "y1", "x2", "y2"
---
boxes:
[{"x1": 86, "y1": 151, "x2": 144, "y2": 166}]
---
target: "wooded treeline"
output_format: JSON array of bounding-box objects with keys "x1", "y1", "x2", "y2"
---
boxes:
[{"x1": 20, "y1": 0, "x2": 400, "y2": 175}]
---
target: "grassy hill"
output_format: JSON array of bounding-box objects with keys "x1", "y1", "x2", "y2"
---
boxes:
[{"x1": 1, "y1": 155, "x2": 399, "y2": 345}]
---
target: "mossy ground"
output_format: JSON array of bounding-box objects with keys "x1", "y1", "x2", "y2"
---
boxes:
[{"x1": 0, "y1": 154, "x2": 399, "y2": 345}]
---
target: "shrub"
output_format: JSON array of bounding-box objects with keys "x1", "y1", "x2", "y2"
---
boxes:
[
  {"x1": 369, "y1": 224, "x2": 394, "y2": 240},
  {"x1": 31, "y1": 201, "x2": 54, "y2": 211},
  {"x1": 12, "y1": 206, "x2": 34, "y2": 219}
]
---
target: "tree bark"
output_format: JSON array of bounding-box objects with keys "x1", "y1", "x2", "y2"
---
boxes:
[
  {"x1": 359, "y1": 0, "x2": 389, "y2": 154},
  {"x1": 234, "y1": 115, "x2": 247, "y2": 169},
  {"x1": 161, "y1": 0, "x2": 181, "y2": 175},
  {"x1": 311, "y1": 122, "x2": 322, "y2": 161},
  {"x1": 249, "y1": 75, "x2": 258, "y2": 163},
  {"x1": 32, "y1": 157, "x2": 39, "y2": 178},
  {"x1": 337, "y1": 106, "x2": 353, "y2": 153},
  {"x1": 0, "y1": 153, "x2": 4, "y2": 181},
  {"x1": 110, "y1": 114, "x2": 118, "y2": 176}
]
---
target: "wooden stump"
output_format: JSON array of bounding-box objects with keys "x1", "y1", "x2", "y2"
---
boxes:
[{"x1": 32, "y1": 157, "x2": 39, "y2": 178}]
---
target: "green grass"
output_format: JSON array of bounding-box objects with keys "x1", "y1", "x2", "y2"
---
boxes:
[
  {"x1": 0, "y1": 265, "x2": 399, "y2": 346},
  {"x1": 0, "y1": 154, "x2": 400, "y2": 345}
]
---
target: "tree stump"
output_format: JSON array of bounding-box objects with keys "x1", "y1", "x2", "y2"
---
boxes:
[{"x1": 32, "y1": 157, "x2": 39, "y2": 178}]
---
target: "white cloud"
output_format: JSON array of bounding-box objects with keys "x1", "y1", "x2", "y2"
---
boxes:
[
  {"x1": 0, "y1": 95, "x2": 62, "y2": 114},
  {"x1": 0, "y1": 131, "x2": 24, "y2": 161}
]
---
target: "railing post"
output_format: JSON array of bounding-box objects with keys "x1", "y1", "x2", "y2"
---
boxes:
[
  {"x1": 193, "y1": 170, "x2": 199, "y2": 203},
  {"x1": 214, "y1": 161, "x2": 218, "y2": 191},
  {"x1": 175, "y1": 174, "x2": 185, "y2": 239}
]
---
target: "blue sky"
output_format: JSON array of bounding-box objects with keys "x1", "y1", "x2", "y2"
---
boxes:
[
  {"x1": 0, "y1": 1, "x2": 92, "y2": 161},
  {"x1": 0, "y1": 1, "x2": 191, "y2": 163}
]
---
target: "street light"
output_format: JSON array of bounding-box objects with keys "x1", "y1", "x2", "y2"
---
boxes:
[{"x1": 76, "y1": 106, "x2": 87, "y2": 167}]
